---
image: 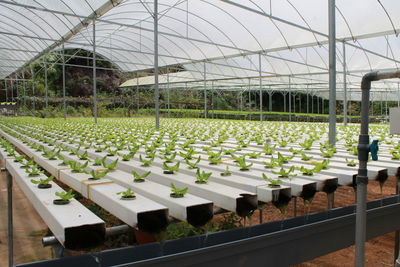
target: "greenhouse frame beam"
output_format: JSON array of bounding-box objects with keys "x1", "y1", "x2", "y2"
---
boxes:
[
  {"x1": 328, "y1": 0, "x2": 336, "y2": 146},
  {"x1": 93, "y1": 20, "x2": 97, "y2": 124},
  {"x1": 3, "y1": 0, "x2": 124, "y2": 78},
  {"x1": 343, "y1": 42, "x2": 348, "y2": 126}
]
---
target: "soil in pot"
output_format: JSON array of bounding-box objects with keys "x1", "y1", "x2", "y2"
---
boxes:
[
  {"x1": 53, "y1": 199, "x2": 70, "y2": 205},
  {"x1": 38, "y1": 184, "x2": 52, "y2": 189}
]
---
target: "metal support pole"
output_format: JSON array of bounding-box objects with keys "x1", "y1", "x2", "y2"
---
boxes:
[
  {"x1": 293, "y1": 197, "x2": 297, "y2": 217},
  {"x1": 204, "y1": 62, "x2": 207, "y2": 119},
  {"x1": 268, "y1": 91, "x2": 272, "y2": 112},
  {"x1": 259, "y1": 53, "x2": 263, "y2": 122},
  {"x1": 393, "y1": 84, "x2": 400, "y2": 107},
  {"x1": 4, "y1": 79, "x2": 7, "y2": 102},
  {"x1": 328, "y1": 0, "x2": 337, "y2": 146},
  {"x1": 22, "y1": 71, "x2": 26, "y2": 108},
  {"x1": 167, "y1": 71, "x2": 170, "y2": 117},
  {"x1": 6, "y1": 170, "x2": 13, "y2": 267},
  {"x1": 317, "y1": 95, "x2": 320, "y2": 114},
  {"x1": 357, "y1": 70, "x2": 400, "y2": 267},
  {"x1": 136, "y1": 74, "x2": 139, "y2": 115},
  {"x1": 327, "y1": 193, "x2": 334, "y2": 209},
  {"x1": 93, "y1": 20, "x2": 98, "y2": 123},
  {"x1": 289, "y1": 78, "x2": 292, "y2": 121},
  {"x1": 31, "y1": 66, "x2": 35, "y2": 112},
  {"x1": 154, "y1": 0, "x2": 160, "y2": 129},
  {"x1": 62, "y1": 45, "x2": 66, "y2": 120},
  {"x1": 44, "y1": 61, "x2": 48, "y2": 114},
  {"x1": 11, "y1": 79, "x2": 13, "y2": 102},
  {"x1": 343, "y1": 42, "x2": 348, "y2": 125},
  {"x1": 283, "y1": 91, "x2": 286, "y2": 113},
  {"x1": 299, "y1": 94, "x2": 301, "y2": 113}
]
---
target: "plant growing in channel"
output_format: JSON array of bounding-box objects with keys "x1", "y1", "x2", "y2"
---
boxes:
[
  {"x1": 31, "y1": 175, "x2": 54, "y2": 188},
  {"x1": 261, "y1": 173, "x2": 283, "y2": 188},
  {"x1": 185, "y1": 156, "x2": 201, "y2": 169},
  {"x1": 220, "y1": 166, "x2": 231, "y2": 176},
  {"x1": 235, "y1": 156, "x2": 253, "y2": 171},
  {"x1": 139, "y1": 154, "x2": 154, "y2": 167},
  {"x1": 117, "y1": 188, "x2": 136, "y2": 200},
  {"x1": 88, "y1": 169, "x2": 109, "y2": 180},
  {"x1": 132, "y1": 170, "x2": 151, "y2": 183},
  {"x1": 163, "y1": 162, "x2": 180, "y2": 174},
  {"x1": 170, "y1": 183, "x2": 188, "y2": 198},
  {"x1": 103, "y1": 159, "x2": 119, "y2": 171},
  {"x1": 272, "y1": 166, "x2": 297, "y2": 178},
  {"x1": 345, "y1": 158, "x2": 357, "y2": 167},
  {"x1": 69, "y1": 161, "x2": 88, "y2": 173},
  {"x1": 195, "y1": 169, "x2": 212, "y2": 184},
  {"x1": 26, "y1": 164, "x2": 44, "y2": 177},
  {"x1": 53, "y1": 190, "x2": 75, "y2": 205}
]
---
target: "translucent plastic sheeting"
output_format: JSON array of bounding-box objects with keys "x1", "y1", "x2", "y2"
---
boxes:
[{"x1": 1, "y1": 0, "x2": 400, "y2": 91}]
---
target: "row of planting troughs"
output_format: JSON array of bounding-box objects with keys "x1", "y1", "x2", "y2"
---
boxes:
[{"x1": 0, "y1": 117, "x2": 399, "y2": 249}]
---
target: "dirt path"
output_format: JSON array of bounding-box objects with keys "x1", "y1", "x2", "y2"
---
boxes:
[{"x1": 0, "y1": 170, "x2": 52, "y2": 265}]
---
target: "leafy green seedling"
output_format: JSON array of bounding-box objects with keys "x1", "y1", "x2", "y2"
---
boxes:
[
  {"x1": 299, "y1": 139, "x2": 313, "y2": 150},
  {"x1": 103, "y1": 159, "x2": 119, "y2": 171},
  {"x1": 20, "y1": 157, "x2": 35, "y2": 168},
  {"x1": 262, "y1": 173, "x2": 283, "y2": 187},
  {"x1": 208, "y1": 155, "x2": 222, "y2": 165},
  {"x1": 163, "y1": 162, "x2": 180, "y2": 174},
  {"x1": 246, "y1": 152, "x2": 261, "y2": 159},
  {"x1": 277, "y1": 152, "x2": 293, "y2": 165},
  {"x1": 300, "y1": 152, "x2": 313, "y2": 161},
  {"x1": 345, "y1": 158, "x2": 357, "y2": 167},
  {"x1": 220, "y1": 166, "x2": 231, "y2": 176},
  {"x1": 31, "y1": 175, "x2": 54, "y2": 185},
  {"x1": 119, "y1": 152, "x2": 135, "y2": 161},
  {"x1": 289, "y1": 147, "x2": 303, "y2": 155},
  {"x1": 93, "y1": 156, "x2": 106, "y2": 166},
  {"x1": 54, "y1": 189, "x2": 75, "y2": 204},
  {"x1": 185, "y1": 156, "x2": 201, "y2": 169},
  {"x1": 88, "y1": 169, "x2": 109, "y2": 180},
  {"x1": 179, "y1": 147, "x2": 196, "y2": 159},
  {"x1": 160, "y1": 152, "x2": 177, "y2": 163},
  {"x1": 26, "y1": 164, "x2": 43, "y2": 177},
  {"x1": 312, "y1": 159, "x2": 330, "y2": 172},
  {"x1": 298, "y1": 166, "x2": 314, "y2": 176},
  {"x1": 195, "y1": 169, "x2": 212, "y2": 184},
  {"x1": 262, "y1": 156, "x2": 279, "y2": 168},
  {"x1": 117, "y1": 188, "x2": 136, "y2": 199},
  {"x1": 69, "y1": 161, "x2": 89, "y2": 173},
  {"x1": 13, "y1": 155, "x2": 26, "y2": 163},
  {"x1": 278, "y1": 139, "x2": 287, "y2": 147},
  {"x1": 391, "y1": 150, "x2": 400, "y2": 160},
  {"x1": 139, "y1": 154, "x2": 154, "y2": 167},
  {"x1": 132, "y1": 170, "x2": 151, "y2": 183},
  {"x1": 272, "y1": 166, "x2": 297, "y2": 178},
  {"x1": 170, "y1": 183, "x2": 188, "y2": 198},
  {"x1": 236, "y1": 156, "x2": 253, "y2": 171},
  {"x1": 78, "y1": 151, "x2": 90, "y2": 160},
  {"x1": 107, "y1": 148, "x2": 118, "y2": 156}
]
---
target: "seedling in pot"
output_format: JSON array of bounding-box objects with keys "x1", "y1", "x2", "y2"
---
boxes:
[
  {"x1": 246, "y1": 152, "x2": 261, "y2": 159},
  {"x1": 20, "y1": 157, "x2": 35, "y2": 168},
  {"x1": 298, "y1": 166, "x2": 315, "y2": 176},
  {"x1": 77, "y1": 151, "x2": 90, "y2": 161},
  {"x1": 277, "y1": 152, "x2": 293, "y2": 165},
  {"x1": 170, "y1": 183, "x2": 188, "y2": 198},
  {"x1": 300, "y1": 152, "x2": 313, "y2": 161},
  {"x1": 132, "y1": 170, "x2": 151, "y2": 183},
  {"x1": 185, "y1": 156, "x2": 201, "y2": 169},
  {"x1": 263, "y1": 143, "x2": 276, "y2": 155},
  {"x1": 107, "y1": 148, "x2": 119, "y2": 157},
  {"x1": 13, "y1": 155, "x2": 26, "y2": 163},
  {"x1": 88, "y1": 169, "x2": 109, "y2": 180},
  {"x1": 103, "y1": 159, "x2": 119, "y2": 171},
  {"x1": 261, "y1": 173, "x2": 282, "y2": 188},
  {"x1": 117, "y1": 188, "x2": 136, "y2": 200},
  {"x1": 26, "y1": 164, "x2": 44, "y2": 177},
  {"x1": 195, "y1": 169, "x2": 212, "y2": 184},
  {"x1": 219, "y1": 166, "x2": 231, "y2": 177},
  {"x1": 345, "y1": 158, "x2": 357, "y2": 167},
  {"x1": 53, "y1": 190, "x2": 75, "y2": 205},
  {"x1": 160, "y1": 152, "x2": 177, "y2": 163},
  {"x1": 391, "y1": 150, "x2": 400, "y2": 160},
  {"x1": 179, "y1": 147, "x2": 196, "y2": 159},
  {"x1": 235, "y1": 156, "x2": 253, "y2": 171},
  {"x1": 69, "y1": 161, "x2": 89, "y2": 173},
  {"x1": 163, "y1": 162, "x2": 180, "y2": 174},
  {"x1": 119, "y1": 152, "x2": 135, "y2": 161},
  {"x1": 208, "y1": 155, "x2": 222, "y2": 165},
  {"x1": 272, "y1": 166, "x2": 297, "y2": 178},
  {"x1": 93, "y1": 156, "x2": 106, "y2": 166},
  {"x1": 31, "y1": 175, "x2": 54, "y2": 189},
  {"x1": 139, "y1": 154, "x2": 154, "y2": 167},
  {"x1": 262, "y1": 156, "x2": 279, "y2": 169},
  {"x1": 289, "y1": 147, "x2": 303, "y2": 155},
  {"x1": 312, "y1": 159, "x2": 330, "y2": 172}
]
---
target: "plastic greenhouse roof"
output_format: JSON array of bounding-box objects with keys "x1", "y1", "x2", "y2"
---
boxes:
[{"x1": 1, "y1": 0, "x2": 399, "y2": 96}]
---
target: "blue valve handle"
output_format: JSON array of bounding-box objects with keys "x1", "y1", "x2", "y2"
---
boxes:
[{"x1": 369, "y1": 140, "x2": 379, "y2": 161}]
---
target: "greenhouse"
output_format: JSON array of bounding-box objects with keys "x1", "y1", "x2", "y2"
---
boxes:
[{"x1": 0, "y1": 1, "x2": 400, "y2": 267}]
